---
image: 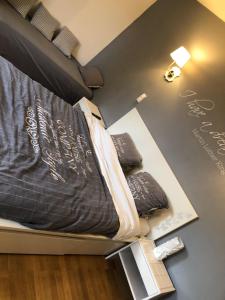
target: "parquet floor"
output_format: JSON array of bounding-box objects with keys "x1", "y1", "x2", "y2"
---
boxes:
[{"x1": 0, "y1": 255, "x2": 132, "y2": 300}]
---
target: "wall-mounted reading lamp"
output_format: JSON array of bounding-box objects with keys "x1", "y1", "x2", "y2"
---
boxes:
[{"x1": 164, "y1": 46, "x2": 191, "y2": 82}]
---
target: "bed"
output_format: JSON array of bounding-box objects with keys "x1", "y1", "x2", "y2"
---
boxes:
[{"x1": 0, "y1": 56, "x2": 151, "y2": 254}]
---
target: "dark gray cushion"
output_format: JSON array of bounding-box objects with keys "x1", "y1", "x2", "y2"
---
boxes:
[
  {"x1": 7, "y1": 0, "x2": 37, "y2": 17},
  {"x1": 127, "y1": 172, "x2": 168, "y2": 217},
  {"x1": 111, "y1": 133, "x2": 142, "y2": 171},
  {"x1": 31, "y1": 4, "x2": 60, "y2": 40},
  {"x1": 79, "y1": 66, "x2": 104, "y2": 88},
  {"x1": 53, "y1": 27, "x2": 78, "y2": 58}
]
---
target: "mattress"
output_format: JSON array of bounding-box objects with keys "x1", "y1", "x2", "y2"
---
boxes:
[
  {"x1": 0, "y1": 111, "x2": 150, "y2": 240},
  {"x1": 0, "y1": 112, "x2": 150, "y2": 239}
]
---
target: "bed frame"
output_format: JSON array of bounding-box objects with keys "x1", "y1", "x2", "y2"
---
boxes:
[{"x1": 0, "y1": 226, "x2": 126, "y2": 255}]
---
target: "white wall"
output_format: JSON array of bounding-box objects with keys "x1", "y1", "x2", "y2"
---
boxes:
[
  {"x1": 198, "y1": 0, "x2": 225, "y2": 23},
  {"x1": 42, "y1": 0, "x2": 156, "y2": 65}
]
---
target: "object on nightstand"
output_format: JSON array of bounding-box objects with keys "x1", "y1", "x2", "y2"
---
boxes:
[
  {"x1": 106, "y1": 238, "x2": 175, "y2": 300},
  {"x1": 74, "y1": 97, "x2": 105, "y2": 128},
  {"x1": 153, "y1": 237, "x2": 184, "y2": 261}
]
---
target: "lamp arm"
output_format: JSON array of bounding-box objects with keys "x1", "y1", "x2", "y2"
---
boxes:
[{"x1": 166, "y1": 61, "x2": 176, "y2": 72}]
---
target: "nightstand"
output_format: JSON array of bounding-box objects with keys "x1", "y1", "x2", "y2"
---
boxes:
[
  {"x1": 74, "y1": 97, "x2": 105, "y2": 128},
  {"x1": 106, "y1": 238, "x2": 175, "y2": 300}
]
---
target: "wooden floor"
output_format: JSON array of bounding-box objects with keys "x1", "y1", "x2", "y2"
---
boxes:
[{"x1": 0, "y1": 254, "x2": 132, "y2": 300}]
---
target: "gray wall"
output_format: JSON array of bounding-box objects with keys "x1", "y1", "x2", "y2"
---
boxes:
[{"x1": 90, "y1": 0, "x2": 225, "y2": 299}]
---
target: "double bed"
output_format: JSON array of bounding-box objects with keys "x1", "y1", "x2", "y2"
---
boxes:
[
  {"x1": 0, "y1": 56, "x2": 151, "y2": 254},
  {"x1": 0, "y1": 54, "x2": 198, "y2": 255}
]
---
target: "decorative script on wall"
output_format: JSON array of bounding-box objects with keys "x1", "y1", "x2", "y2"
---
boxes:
[{"x1": 180, "y1": 90, "x2": 225, "y2": 176}]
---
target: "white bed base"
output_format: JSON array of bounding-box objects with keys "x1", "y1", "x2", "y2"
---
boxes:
[{"x1": 0, "y1": 226, "x2": 127, "y2": 255}]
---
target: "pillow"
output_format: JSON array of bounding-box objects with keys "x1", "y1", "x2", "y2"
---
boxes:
[
  {"x1": 126, "y1": 172, "x2": 168, "y2": 217},
  {"x1": 79, "y1": 66, "x2": 104, "y2": 88},
  {"x1": 53, "y1": 27, "x2": 78, "y2": 58},
  {"x1": 7, "y1": 0, "x2": 37, "y2": 18},
  {"x1": 31, "y1": 4, "x2": 60, "y2": 41},
  {"x1": 111, "y1": 133, "x2": 142, "y2": 171}
]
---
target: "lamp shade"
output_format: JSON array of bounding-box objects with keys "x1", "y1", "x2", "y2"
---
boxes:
[{"x1": 170, "y1": 47, "x2": 191, "y2": 68}]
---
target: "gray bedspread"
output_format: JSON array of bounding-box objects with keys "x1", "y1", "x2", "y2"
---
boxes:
[{"x1": 0, "y1": 56, "x2": 119, "y2": 236}]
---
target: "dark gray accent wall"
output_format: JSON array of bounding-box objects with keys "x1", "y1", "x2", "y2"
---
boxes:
[
  {"x1": 90, "y1": 0, "x2": 225, "y2": 299},
  {"x1": 90, "y1": 0, "x2": 225, "y2": 127}
]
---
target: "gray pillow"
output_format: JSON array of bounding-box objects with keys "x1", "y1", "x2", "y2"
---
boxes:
[
  {"x1": 79, "y1": 66, "x2": 104, "y2": 88},
  {"x1": 111, "y1": 133, "x2": 142, "y2": 171},
  {"x1": 53, "y1": 27, "x2": 78, "y2": 58},
  {"x1": 127, "y1": 172, "x2": 168, "y2": 217},
  {"x1": 7, "y1": 0, "x2": 37, "y2": 18},
  {"x1": 31, "y1": 4, "x2": 60, "y2": 41}
]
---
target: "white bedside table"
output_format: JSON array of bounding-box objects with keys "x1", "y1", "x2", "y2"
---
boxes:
[
  {"x1": 106, "y1": 238, "x2": 175, "y2": 300},
  {"x1": 74, "y1": 97, "x2": 105, "y2": 128}
]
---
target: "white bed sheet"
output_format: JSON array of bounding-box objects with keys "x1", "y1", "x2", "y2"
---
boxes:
[
  {"x1": 85, "y1": 112, "x2": 150, "y2": 240},
  {"x1": 0, "y1": 218, "x2": 27, "y2": 229}
]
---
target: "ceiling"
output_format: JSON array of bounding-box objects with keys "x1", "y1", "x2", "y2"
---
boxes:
[{"x1": 198, "y1": 0, "x2": 225, "y2": 22}]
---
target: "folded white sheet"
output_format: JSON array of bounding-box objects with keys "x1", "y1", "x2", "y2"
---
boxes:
[
  {"x1": 85, "y1": 112, "x2": 150, "y2": 240},
  {"x1": 0, "y1": 218, "x2": 27, "y2": 229}
]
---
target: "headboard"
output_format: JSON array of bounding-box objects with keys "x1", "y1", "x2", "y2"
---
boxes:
[{"x1": 108, "y1": 108, "x2": 198, "y2": 240}]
